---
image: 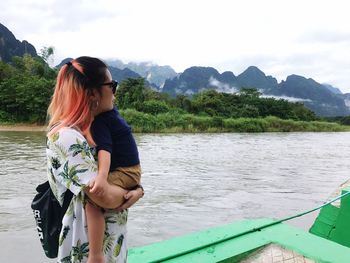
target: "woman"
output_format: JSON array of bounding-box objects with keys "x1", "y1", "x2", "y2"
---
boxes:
[{"x1": 46, "y1": 56, "x2": 143, "y2": 263}]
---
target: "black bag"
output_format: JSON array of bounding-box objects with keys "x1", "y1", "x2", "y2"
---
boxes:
[{"x1": 31, "y1": 181, "x2": 73, "y2": 258}]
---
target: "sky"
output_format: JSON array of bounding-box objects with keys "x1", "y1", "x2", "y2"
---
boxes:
[{"x1": 1, "y1": 0, "x2": 350, "y2": 92}]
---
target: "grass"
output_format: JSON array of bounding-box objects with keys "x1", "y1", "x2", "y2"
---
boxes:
[{"x1": 2, "y1": 110, "x2": 350, "y2": 133}]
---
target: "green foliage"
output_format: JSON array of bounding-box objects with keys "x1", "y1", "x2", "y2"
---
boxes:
[
  {"x1": 119, "y1": 109, "x2": 165, "y2": 132},
  {"x1": 141, "y1": 100, "x2": 170, "y2": 114},
  {"x1": 116, "y1": 78, "x2": 147, "y2": 110},
  {"x1": 39, "y1": 46, "x2": 54, "y2": 64},
  {"x1": 0, "y1": 110, "x2": 15, "y2": 122},
  {"x1": 0, "y1": 54, "x2": 56, "y2": 123},
  {"x1": 90, "y1": 75, "x2": 347, "y2": 132},
  {"x1": 171, "y1": 94, "x2": 192, "y2": 112},
  {"x1": 239, "y1": 87, "x2": 262, "y2": 98},
  {"x1": 118, "y1": 110, "x2": 349, "y2": 133},
  {"x1": 183, "y1": 89, "x2": 317, "y2": 121},
  {"x1": 340, "y1": 116, "x2": 350, "y2": 126},
  {"x1": 114, "y1": 81, "x2": 346, "y2": 132},
  {"x1": 0, "y1": 53, "x2": 342, "y2": 133},
  {"x1": 325, "y1": 115, "x2": 350, "y2": 126}
]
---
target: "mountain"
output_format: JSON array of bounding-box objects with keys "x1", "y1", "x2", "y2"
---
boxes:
[
  {"x1": 108, "y1": 66, "x2": 158, "y2": 89},
  {"x1": 274, "y1": 75, "x2": 340, "y2": 103},
  {"x1": 274, "y1": 75, "x2": 349, "y2": 116},
  {"x1": 0, "y1": 23, "x2": 37, "y2": 62},
  {"x1": 162, "y1": 66, "x2": 350, "y2": 117},
  {"x1": 163, "y1": 66, "x2": 280, "y2": 97},
  {"x1": 323, "y1": 84, "x2": 342, "y2": 95},
  {"x1": 163, "y1": 66, "x2": 238, "y2": 96},
  {"x1": 106, "y1": 59, "x2": 178, "y2": 87},
  {"x1": 237, "y1": 66, "x2": 278, "y2": 93},
  {"x1": 343, "y1": 93, "x2": 350, "y2": 110},
  {"x1": 108, "y1": 66, "x2": 143, "y2": 83}
]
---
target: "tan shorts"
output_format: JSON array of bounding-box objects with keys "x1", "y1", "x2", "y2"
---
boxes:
[
  {"x1": 107, "y1": 164, "x2": 141, "y2": 190},
  {"x1": 86, "y1": 164, "x2": 141, "y2": 210}
]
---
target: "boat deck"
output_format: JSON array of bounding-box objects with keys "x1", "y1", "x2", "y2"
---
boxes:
[
  {"x1": 241, "y1": 244, "x2": 315, "y2": 263},
  {"x1": 129, "y1": 218, "x2": 350, "y2": 262}
]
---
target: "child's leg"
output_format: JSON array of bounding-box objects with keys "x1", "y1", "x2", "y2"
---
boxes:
[{"x1": 86, "y1": 202, "x2": 105, "y2": 263}]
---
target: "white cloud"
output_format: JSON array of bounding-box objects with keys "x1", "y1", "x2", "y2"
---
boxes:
[
  {"x1": 0, "y1": 0, "x2": 350, "y2": 92},
  {"x1": 261, "y1": 95, "x2": 312, "y2": 103},
  {"x1": 344, "y1": 99, "x2": 350, "y2": 109},
  {"x1": 209, "y1": 77, "x2": 238, "y2": 94}
]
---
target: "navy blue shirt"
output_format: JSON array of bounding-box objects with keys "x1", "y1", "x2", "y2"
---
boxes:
[{"x1": 91, "y1": 107, "x2": 140, "y2": 171}]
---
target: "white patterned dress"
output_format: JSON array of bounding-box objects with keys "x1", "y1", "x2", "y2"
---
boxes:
[{"x1": 46, "y1": 127, "x2": 128, "y2": 263}]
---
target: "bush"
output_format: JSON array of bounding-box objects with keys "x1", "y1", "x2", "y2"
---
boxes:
[
  {"x1": 0, "y1": 110, "x2": 15, "y2": 122},
  {"x1": 119, "y1": 109, "x2": 165, "y2": 132},
  {"x1": 223, "y1": 118, "x2": 268, "y2": 132},
  {"x1": 140, "y1": 100, "x2": 170, "y2": 115}
]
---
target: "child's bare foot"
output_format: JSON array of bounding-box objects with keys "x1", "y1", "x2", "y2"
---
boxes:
[{"x1": 87, "y1": 254, "x2": 105, "y2": 263}]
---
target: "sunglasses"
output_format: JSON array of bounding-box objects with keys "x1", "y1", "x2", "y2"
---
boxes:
[{"x1": 102, "y1": 80, "x2": 118, "y2": 94}]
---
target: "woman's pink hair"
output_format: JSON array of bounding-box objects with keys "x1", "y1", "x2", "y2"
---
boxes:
[{"x1": 47, "y1": 58, "x2": 106, "y2": 143}]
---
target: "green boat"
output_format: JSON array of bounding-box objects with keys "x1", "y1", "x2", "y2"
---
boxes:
[{"x1": 128, "y1": 182, "x2": 350, "y2": 262}]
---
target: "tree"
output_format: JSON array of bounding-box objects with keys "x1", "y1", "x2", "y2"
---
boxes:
[
  {"x1": 0, "y1": 56, "x2": 56, "y2": 123},
  {"x1": 172, "y1": 94, "x2": 192, "y2": 112},
  {"x1": 140, "y1": 100, "x2": 170, "y2": 114},
  {"x1": 116, "y1": 78, "x2": 147, "y2": 109},
  {"x1": 239, "y1": 87, "x2": 262, "y2": 98},
  {"x1": 39, "y1": 46, "x2": 55, "y2": 65},
  {"x1": 190, "y1": 90, "x2": 225, "y2": 116}
]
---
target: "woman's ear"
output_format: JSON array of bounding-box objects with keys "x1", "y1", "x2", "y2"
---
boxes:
[
  {"x1": 90, "y1": 89, "x2": 100, "y2": 100},
  {"x1": 89, "y1": 89, "x2": 101, "y2": 113}
]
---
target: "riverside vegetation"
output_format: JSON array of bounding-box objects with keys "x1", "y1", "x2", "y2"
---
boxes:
[{"x1": 1, "y1": 54, "x2": 350, "y2": 132}]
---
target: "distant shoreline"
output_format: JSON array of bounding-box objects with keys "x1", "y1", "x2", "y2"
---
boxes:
[
  {"x1": 1, "y1": 117, "x2": 350, "y2": 133},
  {"x1": 0, "y1": 124, "x2": 46, "y2": 132}
]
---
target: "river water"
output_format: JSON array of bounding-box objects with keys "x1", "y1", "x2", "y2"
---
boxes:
[{"x1": 1, "y1": 131, "x2": 350, "y2": 262}]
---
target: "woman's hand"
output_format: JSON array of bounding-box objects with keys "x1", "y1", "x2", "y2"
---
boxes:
[{"x1": 115, "y1": 187, "x2": 144, "y2": 212}]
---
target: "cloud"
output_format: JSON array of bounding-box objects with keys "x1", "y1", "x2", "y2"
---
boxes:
[
  {"x1": 344, "y1": 99, "x2": 350, "y2": 109},
  {"x1": 48, "y1": 0, "x2": 117, "y2": 32},
  {"x1": 261, "y1": 95, "x2": 312, "y2": 103},
  {"x1": 209, "y1": 77, "x2": 238, "y2": 94},
  {"x1": 299, "y1": 31, "x2": 350, "y2": 44},
  {"x1": 0, "y1": 0, "x2": 117, "y2": 34},
  {"x1": 1, "y1": 0, "x2": 350, "y2": 93}
]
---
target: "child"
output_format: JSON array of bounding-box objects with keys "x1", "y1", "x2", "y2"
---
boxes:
[{"x1": 86, "y1": 106, "x2": 142, "y2": 263}]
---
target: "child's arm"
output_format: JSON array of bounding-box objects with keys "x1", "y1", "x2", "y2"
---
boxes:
[{"x1": 89, "y1": 150, "x2": 111, "y2": 196}]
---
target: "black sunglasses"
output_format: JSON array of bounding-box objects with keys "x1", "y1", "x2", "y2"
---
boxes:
[{"x1": 102, "y1": 80, "x2": 118, "y2": 94}]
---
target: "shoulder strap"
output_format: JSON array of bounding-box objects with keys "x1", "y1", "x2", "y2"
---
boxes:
[{"x1": 61, "y1": 189, "x2": 74, "y2": 216}]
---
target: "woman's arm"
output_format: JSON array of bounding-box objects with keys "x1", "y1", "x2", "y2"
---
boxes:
[
  {"x1": 85, "y1": 184, "x2": 144, "y2": 210},
  {"x1": 86, "y1": 150, "x2": 144, "y2": 209}
]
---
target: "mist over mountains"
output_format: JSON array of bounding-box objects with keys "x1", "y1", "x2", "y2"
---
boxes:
[
  {"x1": 106, "y1": 59, "x2": 178, "y2": 87},
  {"x1": 1, "y1": 22, "x2": 349, "y2": 117}
]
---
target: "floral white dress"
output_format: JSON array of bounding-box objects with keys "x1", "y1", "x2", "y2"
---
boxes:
[{"x1": 46, "y1": 127, "x2": 128, "y2": 263}]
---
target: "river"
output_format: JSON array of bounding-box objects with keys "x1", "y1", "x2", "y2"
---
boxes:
[{"x1": 1, "y1": 131, "x2": 350, "y2": 262}]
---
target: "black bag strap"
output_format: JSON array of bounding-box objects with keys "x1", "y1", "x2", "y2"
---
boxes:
[{"x1": 61, "y1": 188, "x2": 74, "y2": 217}]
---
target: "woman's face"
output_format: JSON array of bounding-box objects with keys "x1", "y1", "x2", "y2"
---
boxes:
[{"x1": 94, "y1": 69, "x2": 115, "y2": 115}]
